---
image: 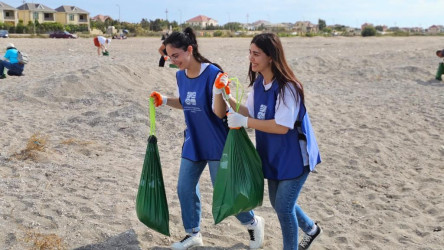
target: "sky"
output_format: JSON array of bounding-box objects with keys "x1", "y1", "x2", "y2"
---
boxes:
[{"x1": 7, "y1": 0, "x2": 444, "y2": 28}]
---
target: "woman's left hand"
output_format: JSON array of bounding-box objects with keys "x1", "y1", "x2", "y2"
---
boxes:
[{"x1": 227, "y1": 110, "x2": 248, "y2": 128}]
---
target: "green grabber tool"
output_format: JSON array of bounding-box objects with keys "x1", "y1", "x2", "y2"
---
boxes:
[
  {"x1": 149, "y1": 97, "x2": 156, "y2": 136},
  {"x1": 221, "y1": 77, "x2": 245, "y2": 113}
]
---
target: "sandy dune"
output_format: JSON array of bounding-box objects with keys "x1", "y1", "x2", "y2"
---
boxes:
[{"x1": 0, "y1": 36, "x2": 443, "y2": 249}]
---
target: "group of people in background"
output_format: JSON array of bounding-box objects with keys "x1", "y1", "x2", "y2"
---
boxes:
[
  {"x1": 150, "y1": 27, "x2": 323, "y2": 250},
  {"x1": 0, "y1": 34, "x2": 111, "y2": 80}
]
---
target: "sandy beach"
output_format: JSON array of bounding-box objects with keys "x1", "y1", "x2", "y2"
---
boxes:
[{"x1": 0, "y1": 36, "x2": 443, "y2": 249}]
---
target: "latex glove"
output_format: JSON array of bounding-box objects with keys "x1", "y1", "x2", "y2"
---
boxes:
[
  {"x1": 227, "y1": 109, "x2": 248, "y2": 129},
  {"x1": 164, "y1": 55, "x2": 170, "y2": 61},
  {"x1": 150, "y1": 91, "x2": 167, "y2": 107},
  {"x1": 213, "y1": 72, "x2": 230, "y2": 95}
]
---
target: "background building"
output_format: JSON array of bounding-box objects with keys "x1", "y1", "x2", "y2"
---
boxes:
[{"x1": 185, "y1": 15, "x2": 218, "y2": 28}]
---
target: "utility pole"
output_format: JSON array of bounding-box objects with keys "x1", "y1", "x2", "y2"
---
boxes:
[
  {"x1": 227, "y1": 12, "x2": 231, "y2": 31},
  {"x1": 116, "y1": 4, "x2": 120, "y2": 21},
  {"x1": 116, "y1": 4, "x2": 120, "y2": 31},
  {"x1": 165, "y1": 9, "x2": 168, "y2": 21},
  {"x1": 246, "y1": 14, "x2": 249, "y2": 30}
]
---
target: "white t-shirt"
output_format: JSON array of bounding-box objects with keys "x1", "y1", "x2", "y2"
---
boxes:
[{"x1": 97, "y1": 36, "x2": 107, "y2": 45}]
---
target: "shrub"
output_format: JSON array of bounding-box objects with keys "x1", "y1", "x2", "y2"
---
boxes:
[
  {"x1": 213, "y1": 30, "x2": 223, "y2": 37},
  {"x1": 361, "y1": 26, "x2": 376, "y2": 37},
  {"x1": 11, "y1": 133, "x2": 47, "y2": 161}
]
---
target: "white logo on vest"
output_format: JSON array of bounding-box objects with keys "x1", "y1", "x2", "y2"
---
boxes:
[
  {"x1": 257, "y1": 104, "x2": 267, "y2": 120},
  {"x1": 185, "y1": 92, "x2": 197, "y2": 105}
]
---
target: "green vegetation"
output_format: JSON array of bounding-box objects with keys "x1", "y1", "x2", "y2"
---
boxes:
[
  {"x1": 361, "y1": 26, "x2": 376, "y2": 37},
  {"x1": 318, "y1": 19, "x2": 326, "y2": 31},
  {"x1": 1, "y1": 17, "x2": 439, "y2": 38}
]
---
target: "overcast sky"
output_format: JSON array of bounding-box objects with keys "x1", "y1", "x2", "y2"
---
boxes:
[{"x1": 8, "y1": 0, "x2": 444, "y2": 28}]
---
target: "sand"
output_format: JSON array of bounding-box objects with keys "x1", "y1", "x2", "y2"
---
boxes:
[{"x1": 0, "y1": 36, "x2": 443, "y2": 249}]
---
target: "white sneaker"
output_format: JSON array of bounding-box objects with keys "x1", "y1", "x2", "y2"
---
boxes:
[
  {"x1": 171, "y1": 232, "x2": 203, "y2": 250},
  {"x1": 247, "y1": 216, "x2": 265, "y2": 249}
]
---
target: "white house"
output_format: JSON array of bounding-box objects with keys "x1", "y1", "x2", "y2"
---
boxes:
[{"x1": 185, "y1": 15, "x2": 218, "y2": 28}]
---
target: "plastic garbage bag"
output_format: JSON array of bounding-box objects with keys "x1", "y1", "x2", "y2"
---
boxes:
[{"x1": 136, "y1": 97, "x2": 170, "y2": 236}]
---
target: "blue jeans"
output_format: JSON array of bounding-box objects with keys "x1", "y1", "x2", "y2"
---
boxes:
[
  {"x1": 268, "y1": 166, "x2": 315, "y2": 250},
  {"x1": 178, "y1": 158, "x2": 255, "y2": 234},
  {"x1": 0, "y1": 60, "x2": 24, "y2": 76}
]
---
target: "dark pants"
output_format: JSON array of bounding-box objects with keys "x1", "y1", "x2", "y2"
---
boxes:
[
  {"x1": 0, "y1": 60, "x2": 24, "y2": 76},
  {"x1": 158, "y1": 56, "x2": 166, "y2": 67},
  {"x1": 159, "y1": 48, "x2": 167, "y2": 67}
]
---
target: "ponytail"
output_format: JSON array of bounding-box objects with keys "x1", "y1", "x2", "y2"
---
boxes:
[{"x1": 165, "y1": 27, "x2": 223, "y2": 71}]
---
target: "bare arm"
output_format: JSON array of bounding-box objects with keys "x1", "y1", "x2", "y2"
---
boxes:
[
  {"x1": 228, "y1": 96, "x2": 249, "y2": 117},
  {"x1": 213, "y1": 93, "x2": 250, "y2": 117},
  {"x1": 247, "y1": 118, "x2": 289, "y2": 134},
  {"x1": 165, "y1": 97, "x2": 183, "y2": 109},
  {"x1": 213, "y1": 93, "x2": 228, "y2": 118},
  {"x1": 158, "y1": 44, "x2": 166, "y2": 57}
]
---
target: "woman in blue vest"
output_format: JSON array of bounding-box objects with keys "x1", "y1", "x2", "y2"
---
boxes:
[
  {"x1": 150, "y1": 27, "x2": 264, "y2": 250},
  {"x1": 214, "y1": 33, "x2": 322, "y2": 250}
]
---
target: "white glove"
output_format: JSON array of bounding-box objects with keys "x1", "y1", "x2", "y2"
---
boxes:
[
  {"x1": 213, "y1": 72, "x2": 229, "y2": 95},
  {"x1": 227, "y1": 110, "x2": 248, "y2": 128}
]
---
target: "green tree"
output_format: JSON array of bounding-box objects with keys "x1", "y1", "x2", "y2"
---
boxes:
[
  {"x1": 258, "y1": 23, "x2": 266, "y2": 31},
  {"x1": 223, "y1": 22, "x2": 243, "y2": 31},
  {"x1": 318, "y1": 19, "x2": 326, "y2": 31},
  {"x1": 375, "y1": 25, "x2": 384, "y2": 32},
  {"x1": 332, "y1": 24, "x2": 346, "y2": 32},
  {"x1": 140, "y1": 18, "x2": 150, "y2": 29},
  {"x1": 150, "y1": 18, "x2": 168, "y2": 31},
  {"x1": 361, "y1": 26, "x2": 376, "y2": 37}
]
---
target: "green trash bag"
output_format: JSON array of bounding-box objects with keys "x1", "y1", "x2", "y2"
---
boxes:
[
  {"x1": 435, "y1": 62, "x2": 444, "y2": 80},
  {"x1": 136, "y1": 97, "x2": 170, "y2": 236},
  {"x1": 212, "y1": 127, "x2": 264, "y2": 224}
]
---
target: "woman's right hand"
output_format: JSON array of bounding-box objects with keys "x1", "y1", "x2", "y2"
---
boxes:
[
  {"x1": 150, "y1": 91, "x2": 167, "y2": 107},
  {"x1": 213, "y1": 72, "x2": 231, "y2": 95}
]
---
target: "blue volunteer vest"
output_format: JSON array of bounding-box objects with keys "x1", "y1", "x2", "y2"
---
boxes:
[
  {"x1": 177, "y1": 64, "x2": 229, "y2": 161},
  {"x1": 253, "y1": 76, "x2": 321, "y2": 180}
]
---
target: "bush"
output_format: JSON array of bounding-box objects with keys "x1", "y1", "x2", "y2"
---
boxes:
[
  {"x1": 361, "y1": 26, "x2": 376, "y2": 37},
  {"x1": 213, "y1": 30, "x2": 223, "y2": 37}
]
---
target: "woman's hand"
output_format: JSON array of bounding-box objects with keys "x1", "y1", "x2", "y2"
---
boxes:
[
  {"x1": 150, "y1": 91, "x2": 167, "y2": 107},
  {"x1": 227, "y1": 109, "x2": 248, "y2": 129}
]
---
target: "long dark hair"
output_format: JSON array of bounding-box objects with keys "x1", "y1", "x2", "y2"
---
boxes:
[
  {"x1": 164, "y1": 27, "x2": 222, "y2": 70},
  {"x1": 248, "y1": 33, "x2": 304, "y2": 104}
]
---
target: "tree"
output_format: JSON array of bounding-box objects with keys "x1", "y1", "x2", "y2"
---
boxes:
[
  {"x1": 375, "y1": 25, "x2": 384, "y2": 32},
  {"x1": 318, "y1": 19, "x2": 326, "y2": 31},
  {"x1": 361, "y1": 26, "x2": 376, "y2": 37},
  {"x1": 223, "y1": 22, "x2": 243, "y2": 31},
  {"x1": 140, "y1": 18, "x2": 150, "y2": 29},
  {"x1": 150, "y1": 18, "x2": 168, "y2": 31}
]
